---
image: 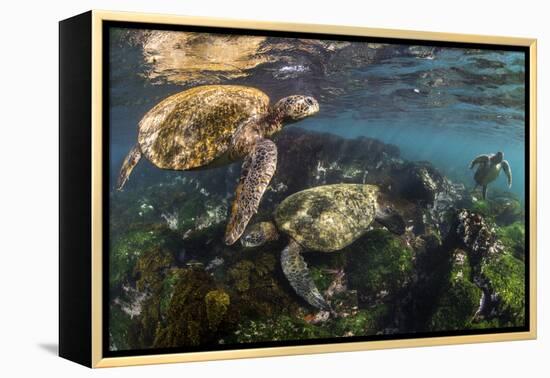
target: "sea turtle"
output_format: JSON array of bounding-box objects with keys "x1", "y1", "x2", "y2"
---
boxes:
[
  {"x1": 240, "y1": 184, "x2": 405, "y2": 311},
  {"x1": 117, "y1": 85, "x2": 319, "y2": 245},
  {"x1": 469, "y1": 151, "x2": 512, "y2": 200}
]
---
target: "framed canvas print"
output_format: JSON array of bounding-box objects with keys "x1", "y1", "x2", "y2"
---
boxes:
[{"x1": 59, "y1": 10, "x2": 537, "y2": 368}]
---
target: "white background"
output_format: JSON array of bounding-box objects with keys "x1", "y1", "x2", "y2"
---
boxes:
[{"x1": 0, "y1": 0, "x2": 547, "y2": 376}]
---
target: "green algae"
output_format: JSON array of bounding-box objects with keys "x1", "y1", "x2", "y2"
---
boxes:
[
  {"x1": 109, "y1": 223, "x2": 181, "y2": 290},
  {"x1": 108, "y1": 303, "x2": 135, "y2": 351},
  {"x1": 310, "y1": 267, "x2": 335, "y2": 294},
  {"x1": 228, "y1": 260, "x2": 255, "y2": 293},
  {"x1": 226, "y1": 252, "x2": 300, "y2": 318},
  {"x1": 233, "y1": 304, "x2": 391, "y2": 344},
  {"x1": 430, "y1": 278, "x2": 482, "y2": 330},
  {"x1": 329, "y1": 306, "x2": 390, "y2": 336},
  {"x1": 345, "y1": 229, "x2": 414, "y2": 306},
  {"x1": 481, "y1": 252, "x2": 525, "y2": 327},
  {"x1": 153, "y1": 268, "x2": 219, "y2": 347},
  {"x1": 234, "y1": 316, "x2": 329, "y2": 343},
  {"x1": 205, "y1": 290, "x2": 231, "y2": 331},
  {"x1": 471, "y1": 195, "x2": 523, "y2": 226},
  {"x1": 426, "y1": 249, "x2": 481, "y2": 331},
  {"x1": 496, "y1": 221, "x2": 525, "y2": 261}
]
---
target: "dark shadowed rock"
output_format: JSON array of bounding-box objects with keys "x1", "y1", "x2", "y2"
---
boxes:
[
  {"x1": 391, "y1": 161, "x2": 447, "y2": 204},
  {"x1": 271, "y1": 128, "x2": 400, "y2": 195}
]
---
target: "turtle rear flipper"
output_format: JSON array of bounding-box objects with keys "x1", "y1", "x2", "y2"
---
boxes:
[
  {"x1": 224, "y1": 138, "x2": 277, "y2": 245},
  {"x1": 281, "y1": 239, "x2": 331, "y2": 311},
  {"x1": 117, "y1": 144, "x2": 142, "y2": 190}
]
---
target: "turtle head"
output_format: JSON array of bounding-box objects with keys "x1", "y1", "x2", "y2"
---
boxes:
[
  {"x1": 241, "y1": 221, "x2": 279, "y2": 248},
  {"x1": 493, "y1": 151, "x2": 504, "y2": 163},
  {"x1": 374, "y1": 190, "x2": 406, "y2": 235},
  {"x1": 274, "y1": 95, "x2": 319, "y2": 124}
]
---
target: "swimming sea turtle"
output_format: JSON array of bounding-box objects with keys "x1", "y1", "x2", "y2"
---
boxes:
[
  {"x1": 241, "y1": 184, "x2": 406, "y2": 311},
  {"x1": 469, "y1": 151, "x2": 512, "y2": 200},
  {"x1": 117, "y1": 85, "x2": 319, "y2": 245}
]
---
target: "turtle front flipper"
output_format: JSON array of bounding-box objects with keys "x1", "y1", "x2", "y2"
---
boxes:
[
  {"x1": 502, "y1": 160, "x2": 512, "y2": 188},
  {"x1": 224, "y1": 138, "x2": 277, "y2": 245},
  {"x1": 281, "y1": 239, "x2": 331, "y2": 311},
  {"x1": 116, "y1": 144, "x2": 142, "y2": 190},
  {"x1": 469, "y1": 154, "x2": 490, "y2": 169}
]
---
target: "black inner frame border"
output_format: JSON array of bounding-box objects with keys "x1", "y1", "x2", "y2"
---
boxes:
[{"x1": 102, "y1": 20, "x2": 531, "y2": 359}]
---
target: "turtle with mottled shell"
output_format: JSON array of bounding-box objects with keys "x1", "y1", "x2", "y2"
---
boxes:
[
  {"x1": 241, "y1": 184, "x2": 405, "y2": 311},
  {"x1": 117, "y1": 85, "x2": 319, "y2": 245},
  {"x1": 469, "y1": 151, "x2": 512, "y2": 200}
]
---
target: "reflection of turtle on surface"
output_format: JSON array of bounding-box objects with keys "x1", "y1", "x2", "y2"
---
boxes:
[
  {"x1": 241, "y1": 184, "x2": 406, "y2": 311},
  {"x1": 117, "y1": 85, "x2": 319, "y2": 245},
  {"x1": 469, "y1": 151, "x2": 512, "y2": 200}
]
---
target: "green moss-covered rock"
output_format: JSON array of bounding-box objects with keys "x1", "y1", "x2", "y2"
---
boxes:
[
  {"x1": 430, "y1": 279, "x2": 482, "y2": 330},
  {"x1": 234, "y1": 316, "x2": 329, "y2": 343},
  {"x1": 306, "y1": 250, "x2": 347, "y2": 294},
  {"x1": 471, "y1": 199, "x2": 491, "y2": 218},
  {"x1": 469, "y1": 318, "x2": 501, "y2": 330},
  {"x1": 109, "y1": 224, "x2": 181, "y2": 290},
  {"x1": 159, "y1": 269, "x2": 180, "y2": 316},
  {"x1": 310, "y1": 267, "x2": 336, "y2": 294},
  {"x1": 429, "y1": 249, "x2": 482, "y2": 331},
  {"x1": 153, "y1": 268, "x2": 220, "y2": 347},
  {"x1": 109, "y1": 303, "x2": 135, "y2": 351},
  {"x1": 233, "y1": 305, "x2": 391, "y2": 342},
  {"x1": 493, "y1": 196, "x2": 523, "y2": 226},
  {"x1": 228, "y1": 260, "x2": 256, "y2": 293},
  {"x1": 173, "y1": 195, "x2": 204, "y2": 231},
  {"x1": 496, "y1": 222, "x2": 525, "y2": 261},
  {"x1": 134, "y1": 247, "x2": 174, "y2": 291},
  {"x1": 205, "y1": 290, "x2": 231, "y2": 331},
  {"x1": 226, "y1": 252, "x2": 300, "y2": 318},
  {"x1": 127, "y1": 247, "x2": 177, "y2": 347},
  {"x1": 481, "y1": 252, "x2": 525, "y2": 326},
  {"x1": 328, "y1": 306, "x2": 390, "y2": 336},
  {"x1": 345, "y1": 230, "x2": 414, "y2": 306},
  {"x1": 471, "y1": 195, "x2": 523, "y2": 226}
]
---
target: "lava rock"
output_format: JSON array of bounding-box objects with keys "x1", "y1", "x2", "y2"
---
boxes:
[
  {"x1": 454, "y1": 209, "x2": 504, "y2": 264},
  {"x1": 391, "y1": 161, "x2": 447, "y2": 205},
  {"x1": 428, "y1": 249, "x2": 482, "y2": 331},
  {"x1": 344, "y1": 229, "x2": 414, "y2": 307},
  {"x1": 479, "y1": 252, "x2": 525, "y2": 327}
]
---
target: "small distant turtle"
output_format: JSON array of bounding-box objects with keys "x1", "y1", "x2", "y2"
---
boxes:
[
  {"x1": 241, "y1": 184, "x2": 405, "y2": 311},
  {"x1": 117, "y1": 85, "x2": 319, "y2": 245},
  {"x1": 469, "y1": 151, "x2": 512, "y2": 200}
]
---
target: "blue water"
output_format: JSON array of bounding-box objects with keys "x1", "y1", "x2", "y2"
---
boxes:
[{"x1": 109, "y1": 30, "x2": 526, "y2": 202}]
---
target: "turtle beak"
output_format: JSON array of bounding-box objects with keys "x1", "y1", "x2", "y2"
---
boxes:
[{"x1": 305, "y1": 97, "x2": 319, "y2": 115}]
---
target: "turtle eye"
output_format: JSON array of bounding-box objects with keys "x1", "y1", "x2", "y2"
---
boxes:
[{"x1": 305, "y1": 98, "x2": 313, "y2": 106}]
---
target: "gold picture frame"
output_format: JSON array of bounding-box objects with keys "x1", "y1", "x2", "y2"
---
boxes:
[{"x1": 59, "y1": 10, "x2": 537, "y2": 368}]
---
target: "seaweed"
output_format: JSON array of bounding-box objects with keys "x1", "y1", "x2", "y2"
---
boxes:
[
  {"x1": 429, "y1": 249, "x2": 482, "y2": 331},
  {"x1": 109, "y1": 223, "x2": 180, "y2": 290},
  {"x1": 345, "y1": 229, "x2": 414, "y2": 307},
  {"x1": 153, "y1": 268, "x2": 222, "y2": 347},
  {"x1": 480, "y1": 252, "x2": 525, "y2": 327},
  {"x1": 496, "y1": 222, "x2": 526, "y2": 261},
  {"x1": 226, "y1": 252, "x2": 300, "y2": 318}
]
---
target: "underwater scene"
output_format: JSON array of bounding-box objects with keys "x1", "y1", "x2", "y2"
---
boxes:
[{"x1": 108, "y1": 27, "x2": 527, "y2": 352}]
